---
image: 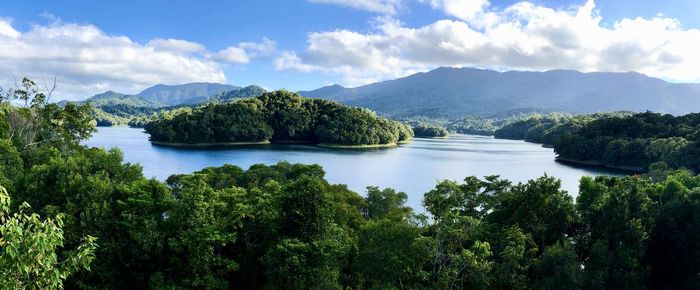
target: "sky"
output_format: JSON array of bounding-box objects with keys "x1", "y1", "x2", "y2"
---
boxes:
[{"x1": 1, "y1": 0, "x2": 699, "y2": 100}]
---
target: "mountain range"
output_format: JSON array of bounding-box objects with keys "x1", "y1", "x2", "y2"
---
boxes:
[
  {"x1": 72, "y1": 83, "x2": 266, "y2": 108},
  {"x1": 299, "y1": 67, "x2": 700, "y2": 118},
  {"x1": 73, "y1": 67, "x2": 700, "y2": 120}
]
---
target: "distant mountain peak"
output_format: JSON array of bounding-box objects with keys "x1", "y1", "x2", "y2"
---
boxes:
[
  {"x1": 136, "y1": 82, "x2": 240, "y2": 106},
  {"x1": 299, "y1": 66, "x2": 700, "y2": 118}
]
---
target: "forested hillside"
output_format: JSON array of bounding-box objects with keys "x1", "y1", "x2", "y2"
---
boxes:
[
  {"x1": 144, "y1": 90, "x2": 413, "y2": 147},
  {"x1": 495, "y1": 112, "x2": 700, "y2": 172},
  {"x1": 300, "y1": 67, "x2": 700, "y2": 118},
  {"x1": 554, "y1": 112, "x2": 700, "y2": 171},
  {"x1": 494, "y1": 112, "x2": 632, "y2": 145},
  {"x1": 210, "y1": 85, "x2": 267, "y2": 102},
  {"x1": 67, "y1": 82, "x2": 267, "y2": 127},
  {"x1": 3, "y1": 78, "x2": 700, "y2": 289},
  {"x1": 137, "y1": 82, "x2": 239, "y2": 106}
]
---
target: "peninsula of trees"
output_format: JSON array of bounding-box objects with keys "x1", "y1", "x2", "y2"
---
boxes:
[
  {"x1": 495, "y1": 112, "x2": 700, "y2": 172},
  {"x1": 144, "y1": 90, "x2": 413, "y2": 147}
]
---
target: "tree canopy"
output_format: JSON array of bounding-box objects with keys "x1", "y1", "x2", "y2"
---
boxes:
[
  {"x1": 145, "y1": 90, "x2": 413, "y2": 146},
  {"x1": 3, "y1": 79, "x2": 700, "y2": 289}
]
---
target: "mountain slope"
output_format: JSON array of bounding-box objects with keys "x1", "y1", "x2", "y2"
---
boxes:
[
  {"x1": 210, "y1": 85, "x2": 267, "y2": 102},
  {"x1": 137, "y1": 82, "x2": 239, "y2": 106},
  {"x1": 87, "y1": 91, "x2": 155, "y2": 107},
  {"x1": 299, "y1": 67, "x2": 700, "y2": 118}
]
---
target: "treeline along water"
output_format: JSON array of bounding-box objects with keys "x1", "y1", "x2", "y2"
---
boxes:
[{"x1": 85, "y1": 127, "x2": 620, "y2": 209}]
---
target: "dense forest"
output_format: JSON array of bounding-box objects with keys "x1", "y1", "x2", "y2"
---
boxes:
[
  {"x1": 78, "y1": 84, "x2": 267, "y2": 127},
  {"x1": 493, "y1": 112, "x2": 632, "y2": 145},
  {"x1": 554, "y1": 112, "x2": 700, "y2": 171},
  {"x1": 399, "y1": 112, "x2": 557, "y2": 137},
  {"x1": 411, "y1": 124, "x2": 449, "y2": 138},
  {"x1": 144, "y1": 90, "x2": 414, "y2": 147},
  {"x1": 494, "y1": 112, "x2": 700, "y2": 172},
  {"x1": 3, "y1": 78, "x2": 700, "y2": 289}
]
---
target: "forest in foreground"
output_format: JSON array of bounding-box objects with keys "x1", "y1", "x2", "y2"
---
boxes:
[{"x1": 2, "y1": 79, "x2": 700, "y2": 289}]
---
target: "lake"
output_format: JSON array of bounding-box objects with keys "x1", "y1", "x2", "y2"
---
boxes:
[{"x1": 84, "y1": 127, "x2": 621, "y2": 210}]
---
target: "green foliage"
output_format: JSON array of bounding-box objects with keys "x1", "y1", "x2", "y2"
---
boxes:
[
  {"x1": 92, "y1": 107, "x2": 130, "y2": 126},
  {"x1": 494, "y1": 112, "x2": 632, "y2": 145},
  {"x1": 487, "y1": 175, "x2": 576, "y2": 250},
  {"x1": 145, "y1": 90, "x2": 413, "y2": 146},
  {"x1": 0, "y1": 186, "x2": 97, "y2": 290},
  {"x1": 146, "y1": 99, "x2": 273, "y2": 143},
  {"x1": 0, "y1": 139, "x2": 22, "y2": 193},
  {"x1": 532, "y1": 242, "x2": 582, "y2": 290},
  {"x1": 576, "y1": 175, "x2": 654, "y2": 289},
  {"x1": 210, "y1": 85, "x2": 266, "y2": 102},
  {"x1": 5, "y1": 79, "x2": 700, "y2": 289},
  {"x1": 1, "y1": 77, "x2": 96, "y2": 150},
  {"x1": 412, "y1": 124, "x2": 449, "y2": 138},
  {"x1": 446, "y1": 115, "x2": 498, "y2": 135},
  {"x1": 553, "y1": 112, "x2": 700, "y2": 171}
]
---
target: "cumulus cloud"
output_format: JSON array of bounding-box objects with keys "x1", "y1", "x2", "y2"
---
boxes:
[
  {"x1": 214, "y1": 47, "x2": 250, "y2": 64},
  {"x1": 0, "y1": 17, "x2": 20, "y2": 38},
  {"x1": 426, "y1": 0, "x2": 492, "y2": 23},
  {"x1": 239, "y1": 37, "x2": 276, "y2": 58},
  {"x1": 278, "y1": 0, "x2": 700, "y2": 86},
  {"x1": 146, "y1": 38, "x2": 205, "y2": 53},
  {"x1": 0, "y1": 18, "x2": 274, "y2": 100},
  {"x1": 215, "y1": 37, "x2": 277, "y2": 63},
  {"x1": 308, "y1": 0, "x2": 403, "y2": 14}
]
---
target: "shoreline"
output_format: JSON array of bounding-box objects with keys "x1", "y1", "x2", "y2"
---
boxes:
[
  {"x1": 150, "y1": 139, "x2": 403, "y2": 149},
  {"x1": 415, "y1": 136, "x2": 449, "y2": 139},
  {"x1": 555, "y1": 156, "x2": 644, "y2": 173},
  {"x1": 317, "y1": 142, "x2": 398, "y2": 149},
  {"x1": 270, "y1": 140, "x2": 317, "y2": 145},
  {"x1": 150, "y1": 140, "x2": 271, "y2": 147}
]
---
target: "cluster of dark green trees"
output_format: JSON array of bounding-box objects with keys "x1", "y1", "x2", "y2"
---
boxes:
[
  {"x1": 401, "y1": 112, "x2": 568, "y2": 137},
  {"x1": 495, "y1": 112, "x2": 700, "y2": 172},
  {"x1": 92, "y1": 104, "x2": 195, "y2": 127},
  {"x1": 144, "y1": 90, "x2": 413, "y2": 146},
  {"x1": 412, "y1": 124, "x2": 449, "y2": 138},
  {"x1": 93, "y1": 86, "x2": 268, "y2": 127},
  {"x1": 494, "y1": 112, "x2": 632, "y2": 145},
  {"x1": 555, "y1": 112, "x2": 700, "y2": 171}
]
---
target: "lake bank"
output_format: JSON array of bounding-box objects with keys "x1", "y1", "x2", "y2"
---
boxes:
[
  {"x1": 317, "y1": 142, "x2": 399, "y2": 149},
  {"x1": 86, "y1": 128, "x2": 624, "y2": 210},
  {"x1": 152, "y1": 140, "x2": 401, "y2": 149},
  {"x1": 151, "y1": 140, "x2": 271, "y2": 147},
  {"x1": 555, "y1": 156, "x2": 644, "y2": 173}
]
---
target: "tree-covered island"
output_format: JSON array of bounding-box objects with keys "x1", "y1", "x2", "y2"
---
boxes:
[
  {"x1": 144, "y1": 90, "x2": 413, "y2": 148},
  {"x1": 411, "y1": 124, "x2": 450, "y2": 138}
]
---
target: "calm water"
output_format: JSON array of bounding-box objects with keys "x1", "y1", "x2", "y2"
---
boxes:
[{"x1": 84, "y1": 127, "x2": 621, "y2": 210}]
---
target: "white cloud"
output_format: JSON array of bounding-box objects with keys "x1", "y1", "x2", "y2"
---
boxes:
[
  {"x1": 0, "y1": 17, "x2": 20, "y2": 38},
  {"x1": 0, "y1": 18, "x2": 275, "y2": 100},
  {"x1": 215, "y1": 47, "x2": 250, "y2": 64},
  {"x1": 308, "y1": 0, "x2": 403, "y2": 14},
  {"x1": 146, "y1": 38, "x2": 205, "y2": 53},
  {"x1": 278, "y1": 0, "x2": 700, "y2": 86},
  {"x1": 427, "y1": 0, "x2": 491, "y2": 23},
  {"x1": 214, "y1": 37, "x2": 276, "y2": 64},
  {"x1": 239, "y1": 37, "x2": 276, "y2": 57}
]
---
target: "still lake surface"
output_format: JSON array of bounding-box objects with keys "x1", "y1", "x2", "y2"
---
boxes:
[{"x1": 85, "y1": 127, "x2": 621, "y2": 210}]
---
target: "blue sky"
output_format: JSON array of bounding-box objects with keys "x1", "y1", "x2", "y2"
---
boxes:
[{"x1": 1, "y1": 0, "x2": 699, "y2": 99}]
